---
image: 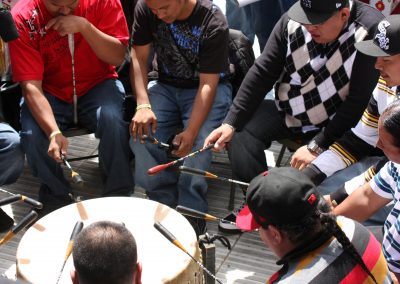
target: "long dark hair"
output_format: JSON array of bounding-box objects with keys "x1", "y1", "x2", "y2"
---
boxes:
[{"x1": 275, "y1": 200, "x2": 378, "y2": 284}]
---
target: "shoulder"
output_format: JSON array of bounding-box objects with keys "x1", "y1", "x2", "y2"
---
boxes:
[
  {"x1": 351, "y1": 0, "x2": 385, "y2": 33},
  {"x1": 197, "y1": 0, "x2": 228, "y2": 30}
]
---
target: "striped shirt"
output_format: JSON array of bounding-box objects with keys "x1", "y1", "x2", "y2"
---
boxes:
[
  {"x1": 312, "y1": 78, "x2": 398, "y2": 179},
  {"x1": 267, "y1": 216, "x2": 391, "y2": 283},
  {"x1": 371, "y1": 161, "x2": 400, "y2": 273}
]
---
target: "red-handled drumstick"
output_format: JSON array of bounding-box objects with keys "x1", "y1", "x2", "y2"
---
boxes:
[
  {"x1": 0, "y1": 210, "x2": 38, "y2": 245},
  {"x1": 154, "y1": 222, "x2": 224, "y2": 284},
  {"x1": 56, "y1": 221, "x2": 84, "y2": 284},
  {"x1": 0, "y1": 188, "x2": 43, "y2": 209},
  {"x1": 147, "y1": 144, "x2": 215, "y2": 176}
]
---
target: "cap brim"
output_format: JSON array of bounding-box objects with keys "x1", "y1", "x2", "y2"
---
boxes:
[
  {"x1": 287, "y1": 2, "x2": 333, "y2": 25},
  {"x1": 355, "y1": 40, "x2": 391, "y2": 57},
  {"x1": 235, "y1": 205, "x2": 261, "y2": 231}
]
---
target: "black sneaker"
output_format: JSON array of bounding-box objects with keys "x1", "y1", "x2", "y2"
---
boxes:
[
  {"x1": 185, "y1": 216, "x2": 207, "y2": 238},
  {"x1": 218, "y1": 202, "x2": 245, "y2": 234},
  {"x1": 0, "y1": 208, "x2": 14, "y2": 233}
]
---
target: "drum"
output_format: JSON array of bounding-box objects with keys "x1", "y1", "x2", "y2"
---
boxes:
[{"x1": 16, "y1": 197, "x2": 203, "y2": 284}]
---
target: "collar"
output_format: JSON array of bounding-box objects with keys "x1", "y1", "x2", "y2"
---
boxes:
[{"x1": 276, "y1": 232, "x2": 334, "y2": 265}]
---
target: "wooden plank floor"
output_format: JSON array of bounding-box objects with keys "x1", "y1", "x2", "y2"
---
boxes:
[{"x1": 0, "y1": 134, "x2": 292, "y2": 283}]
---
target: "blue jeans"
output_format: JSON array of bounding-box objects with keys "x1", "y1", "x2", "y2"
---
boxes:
[
  {"x1": 226, "y1": 0, "x2": 296, "y2": 51},
  {"x1": 0, "y1": 123, "x2": 24, "y2": 186},
  {"x1": 20, "y1": 79, "x2": 133, "y2": 200},
  {"x1": 131, "y1": 81, "x2": 232, "y2": 212}
]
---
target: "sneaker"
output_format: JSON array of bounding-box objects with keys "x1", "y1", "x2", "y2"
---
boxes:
[
  {"x1": 185, "y1": 216, "x2": 207, "y2": 238},
  {"x1": 218, "y1": 202, "x2": 245, "y2": 234},
  {"x1": 0, "y1": 208, "x2": 14, "y2": 233}
]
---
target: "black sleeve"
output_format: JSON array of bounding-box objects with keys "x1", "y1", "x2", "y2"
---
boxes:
[
  {"x1": 223, "y1": 14, "x2": 288, "y2": 130},
  {"x1": 199, "y1": 10, "x2": 229, "y2": 74},
  {"x1": 132, "y1": 0, "x2": 154, "y2": 46},
  {"x1": 313, "y1": 52, "x2": 380, "y2": 149}
]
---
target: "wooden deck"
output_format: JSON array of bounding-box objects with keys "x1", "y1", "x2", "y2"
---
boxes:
[{"x1": 0, "y1": 134, "x2": 293, "y2": 283}]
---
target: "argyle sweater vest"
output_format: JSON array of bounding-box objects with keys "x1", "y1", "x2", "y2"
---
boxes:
[{"x1": 275, "y1": 19, "x2": 368, "y2": 132}]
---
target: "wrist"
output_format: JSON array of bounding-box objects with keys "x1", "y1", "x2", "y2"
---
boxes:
[
  {"x1": 49, "y1": 130, "x2": 62, "y2": 141},
  {"x1": 222, "y1": 123, "x2": 235, "y2": 132},
  {"x1": 307, "y1": 140, "x2": 325, "y2": 155},
  {"x1": 135, "y1": 103, "x2": 152, "y2": 112}
]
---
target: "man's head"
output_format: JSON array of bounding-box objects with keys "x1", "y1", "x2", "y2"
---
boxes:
[
  {"x1": 355, "y1": 16, "x2": 400, "y2": 87},
  {"x1": 43, "y1": 0, "x2": 79, "y2": 16},
  {"x1": 145, "y1": 0, "x2": 195, "y2": 24},
  {"x1": 377, "y1": 100, "x2": 400, "y2": 163},
  {"x1": 288, "y1": 0, "x2": 350, "y2": 44},
  {"x1": 71, "y1": 221, "x2": 141, "y2": 284},
  {"x1": 236, "y1": 167, "x2": 326, "y2": 257}
]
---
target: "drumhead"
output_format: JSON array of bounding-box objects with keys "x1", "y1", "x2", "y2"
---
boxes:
[{"x1": 16, "y1": 197, "x2": 201, "y2": 284}]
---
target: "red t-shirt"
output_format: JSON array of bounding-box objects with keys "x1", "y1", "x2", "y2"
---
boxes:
[{"x1": 9, "y1": 0, "x2": 129, "y2": 103}]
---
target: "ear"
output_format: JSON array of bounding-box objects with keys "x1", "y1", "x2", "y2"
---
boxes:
[
  {"x1": 134, "y1": 261, "x2": 143, "y2": 284},
  {"x1": 340, "y1": 8, "x2": 350, "y2": 22},
  {"x1": 70, "y1": 269, "x2": 79, "y2": 284},
  {"x1": 268, "y1": 225, "x2": 284, "y2": 245}
]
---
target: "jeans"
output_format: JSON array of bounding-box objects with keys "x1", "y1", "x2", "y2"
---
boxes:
[
  {"x1": 20, "y1": 79, "x2": 133, "y2": 200},
  {"x1": 0, "y1": 123, "x2": 24, "y2": 186},
  {"x1": 131, "y1": 81, "x2": 232, "y2": 212},
  {"x1": 225, "y1": 0, "x2": 297, "y2": 51}
]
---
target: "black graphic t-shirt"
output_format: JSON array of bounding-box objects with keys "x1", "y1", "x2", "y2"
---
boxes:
[{"x1": 133, "y1": 0, "x2": 229, "y2": 88}]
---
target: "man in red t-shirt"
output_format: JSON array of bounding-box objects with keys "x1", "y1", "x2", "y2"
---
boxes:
[{"x1": 8, "y1": 0, "x2": 134, "y2": 212}]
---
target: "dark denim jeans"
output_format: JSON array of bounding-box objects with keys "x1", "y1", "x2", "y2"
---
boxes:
[
  {"x1": 131, "y1": 81, "x2": 232, "y2": 212},
  {"x1": 20, "y1": 79, "x2": 134, "y2": 200},
  {"x1": 0, "y1": 123, "x2": 24, "y2": 186}
]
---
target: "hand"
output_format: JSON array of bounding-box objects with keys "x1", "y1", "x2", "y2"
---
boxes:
[
  {"x1": 46, "y1": 15, "x2": 88, "y2": 36},
  {"x1": 324, "y1": 195, "x2": 334, "y2": 211},
  {"x1": 171, "y1": 130, "x2": 196, "y2": 157},
  {"x1": 290, "y1": 145, "x2": 318, "y2": 170},
  {"x1": 130, "y1": 108, "x2": 157, "y2": 141},
  {"x1": 203, "y1": 124, "x2": 234, "y2": 151},
  {"x1": 47, "y1": 133, "x2": 69, "y2": 162}
]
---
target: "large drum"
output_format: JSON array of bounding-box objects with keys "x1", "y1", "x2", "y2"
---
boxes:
[{"x1": 16, "y1": 197, "x2": 203, "y2": 284}]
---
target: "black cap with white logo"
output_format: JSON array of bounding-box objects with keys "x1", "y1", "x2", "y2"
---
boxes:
[
  {"x1": 355, "y1": 15, "x2": 400, "y2": 57},
  {"x1": 288, "y1": 0, "x2": 348, "y2": 25}
]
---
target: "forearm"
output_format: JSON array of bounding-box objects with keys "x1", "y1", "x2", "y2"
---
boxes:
[
  {"x1": 334, "y1": 183, "x2": 389, "y2": 222},
  {"x1": 130, "y1": 46, "x2": 150, "y2": 105},
  {"x1": 187, "y1": 76, "x2": 219, "y2": 137},
  {"x1": 21, "y1": 81, "x2": 59, "y2": 137},
  {"x1": 80, "y1": 19, "x2": 126, "y2": 66}
]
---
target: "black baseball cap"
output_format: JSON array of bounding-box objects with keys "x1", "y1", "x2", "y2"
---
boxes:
[
  {"x1": 236, "y1": 167, "x2": 321, "y2": 231},
  {"x1": 288, "y1": 0, "x2": 348, "y2": 25},
  {"x1": 355, "y1": 16, "x2": 400, "y2": 57}
]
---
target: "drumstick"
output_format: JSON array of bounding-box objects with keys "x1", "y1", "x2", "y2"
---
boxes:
[
  {"x1": 56, "y1": 221, "x2": 84, "y2": 284},
  {"x1": 176, "y1": 205, "x2": 236, "y2": 226},
  {"x1": 0, "y1": 210, "x2": 38, "y2": 245},
  {"x1": 141, "y1": 135, "x2": 171, "y2": 149},
  {"x1": 0, "y1": 188, "x2": 43, "y2": 209},
  {"x1": 179, "y1": 166, "x2": 250, "y2": 187},
  {"x1": 154, "y1": 222, "x2": 224, "y2": 284},
  {"x1": 61, "y1": 154, "x2": 84, "y2": 184},
  {"x1": 147, "y1": 144, "x2": 215, "y2": 176}
]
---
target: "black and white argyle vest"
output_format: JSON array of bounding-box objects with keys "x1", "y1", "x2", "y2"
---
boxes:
[{"x1": 275, "y1": 19, "x2": 368, "y2": 132}]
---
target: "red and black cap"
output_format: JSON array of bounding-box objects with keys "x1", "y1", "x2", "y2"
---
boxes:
[{"x1": 236, "y1": 167, "x2": 320, "y2": 231}]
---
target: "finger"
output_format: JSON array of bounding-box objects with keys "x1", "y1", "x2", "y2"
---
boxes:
[
  {"x1": 152, "y1": 119, "x2": 157, "y2": 134},
  {"x1": 45, "y1": 18, "x2": 56, "y2": 30}
]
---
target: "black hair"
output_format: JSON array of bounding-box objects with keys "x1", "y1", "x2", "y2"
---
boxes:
[
  {"x1": 73, "y1": 221, "x2": 138, "y2": 284},
  {"x1": 381, "y1": 99, "x2": 400, "y2": 148},
  {"x1": 275, "y1": 200, "x2": 377, "y2": 284}
]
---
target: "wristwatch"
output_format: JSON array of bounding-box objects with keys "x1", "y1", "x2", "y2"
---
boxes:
[{"x1": 307, "y1": 140, "x2": 324, "y2": 155}]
